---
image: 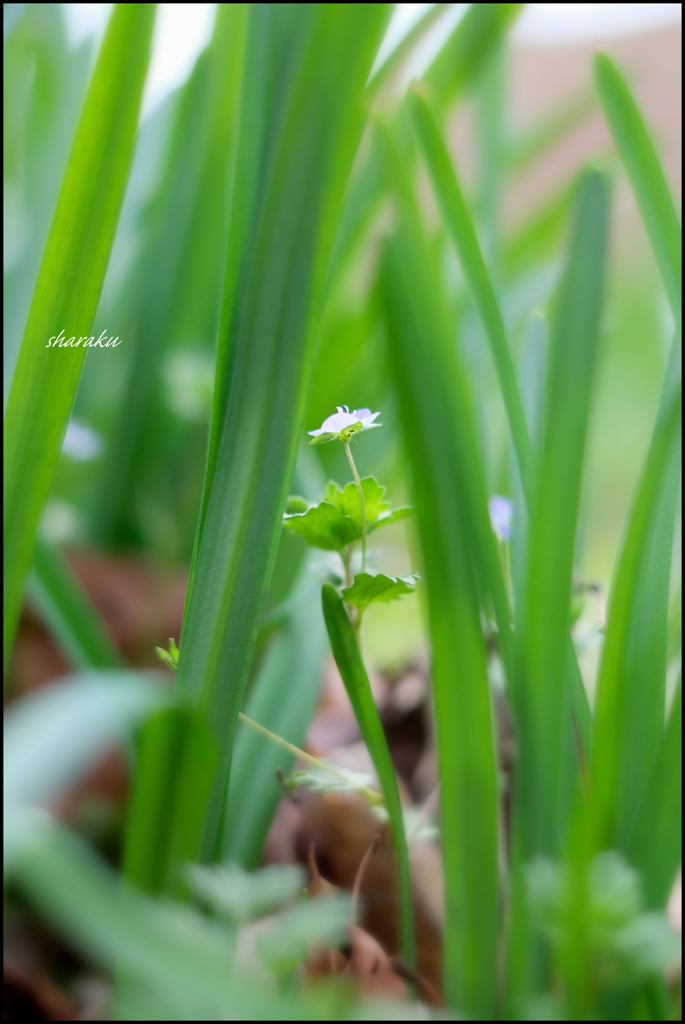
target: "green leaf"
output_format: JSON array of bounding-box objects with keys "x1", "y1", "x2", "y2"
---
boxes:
[
  {"x1": 283, "y1": 500, "x2": 360, "y2": 551},
  {"x1": 594, "y1": 52, "x2": 681, "y2": 330},
  {"x1": 368, "y1": 506, "x2": 415, "y2": 534},
  {"x1": 12, "y1": 824, "x2": 317, "y2": 1020},
  {"x1": 628, "y1": 677, "x2": 682, "y2": 909},
  {"x1": 410, "y1": 86, "x2": 535, "y2": 497},
  {"x1": 595, "y1": 339, "x2": 681, "y2": 852},
  {"x1": 325, "y1": 475, "x2": 389, "y2": 526},
  {"x1": 4, "y1": 671, "x2": 164, "y2": 841},
  {"x1": 341, "y1": 571, "x2": 420, "y2": 613},
  {"x1": 168, "y1": 5, "x2": 392, "y2": 866},
  {"x1": 3, "y1": 4, "x2": 156, "y2": 673},
  {"x1": 122, "y1": 705, "x2": 218, "y2": 898},
  {"x1": 27, "y1": 539, "x2": 123, "y2": 670},
  {"x1": 380, "y1": 135, "x2": 502, "y2": 1015},
  {"x1": 423, "y1": 3, "x2": 524, "y2": 110},
  {"x1": 321, "y1": 582, "x2": 415, "y2": 969},
  {"x1": 308, "y1": 431, "x2": 339, "y2": 445},
  {"x1": 89, "y1": 4, "x2": 246, "y2": 554},
  {"x1": 285, "y1": 494, "x2": 309, "y2": 514},
  {"x1": 593, "y1": 351, "x2": 681, "y2": 855},
  {"x1": 222, "y1": 562, "x2": 328, "y2": 868},
  {"x1": 516, "y1": 168, "x2": 611, "y2": 858},
  {"x1": 187, "y1": 862, "x2": 305, "y2": 925}
]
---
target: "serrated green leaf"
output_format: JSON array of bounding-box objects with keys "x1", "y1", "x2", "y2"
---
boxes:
[
  {"x1": 324, "y1": 475, "x2": 389, "y2": 527},
  {"x1": 283, "y1": 500, "x2": 359, "y2": 551},
  {"x1": 341, "y1": 571, "x2": 420, "y2": 613}
]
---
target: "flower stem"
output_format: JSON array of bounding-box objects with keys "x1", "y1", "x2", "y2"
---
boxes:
[{"x1": 344, "y1": 440, "x2": 366, "y2": 572}]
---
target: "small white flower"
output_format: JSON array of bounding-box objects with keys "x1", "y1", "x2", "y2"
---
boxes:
[
  {"x1": 308, "y1": 406, "x2": 381, "y2": 444},
  {"x1": 489, "y1": 495, "x2": 513, "y2": 542}
]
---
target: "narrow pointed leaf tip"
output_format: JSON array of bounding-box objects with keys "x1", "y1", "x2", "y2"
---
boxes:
[
  {"x1": 308, "y1": 405, "x2": 381, "y2": 443},
  {"x1": 342, "y1": 572, "x2": 421, "y2": 613}
]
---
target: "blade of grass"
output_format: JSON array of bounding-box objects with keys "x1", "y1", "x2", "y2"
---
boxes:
[
  {"x1": 321, "y1": 582, "x2": 415, "y2": 970},
  {"x1": 411, "y1": 92, "x2": 592, "y2": 753},
  {"x1": 122, "y1": 705, "x2": 218, "y2": 898},
  {"x1": 592, "y1": 345, "x2": 681, "y2": 852},
  {"x1": 223, "y1": 562, "x2": 328, "y2": 869},
  {"x1": 367, "y1": 2, "x2": 451, "y2": 92},
  {"x1": 172, "y1": 4, "x2": 392, "y2": 864},
  {"x1": 381, "y1": 208, "x2": 500, "y2": 1017},
  {"x1": 594, "y1": 52, "x2": 681, "y2": 331},
  {"x1": 410, "y1": 86, "x2": 535, "y2": 497},
  {"x1": 3, "y1": 3, "x2": 156, "y2": 673},
  {"x1": 27, "y1": 539, "x2": 123, "y2": 670},
  {"x1": 91, "y1": 4, "x2": 246, "y2": 553},
  {"x1": 516, "y1": 168, "x2": 611, "y2": 858},
  {"x1": 628, "y1": 675, "x2": 682, "y2": 908},
  {"x1": 423, "y1": 3, "x2": 523, "y2": 110}
]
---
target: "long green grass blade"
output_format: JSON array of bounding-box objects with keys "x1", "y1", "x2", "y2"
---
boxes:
[
  {"x1": 172, "y1": 4, "x2": 392, "y2": 863},
  {"x1": 592, "y1": 348, "x2": 681, "y2": 852},
  {"x1": 223, "y1": 564, "x2": 327, "y2": 869},
  {"x1": 423, "y1": 3, "x2": 523, "y2": 109},
  {"x1": 628, "y1": 676, "x2": 682, "y2": 908},
  {"x1": 381, "y1": 211, "x2": 500, "y2": 1016},
  {"x1": 27, "y1": 539, "x2": 123, "y2": 669},
  {"x1": 410, "y1": 87, "x2": 535, "y2": 496},
  {"x1": 3, "y1": 4, "x2": 156, "y2": 672},
  {"x1": 91, "y1": 4, "x2": 246, "y2": 554},
  {"x1": 411, "y1": 93, "x2": 592, "y2": 754},
  {"x1": 122, "y1": 705, "x2": 218, "y2": 898},
  {"x1": 516, "y1": 168, "x2": 611, "y2": 858},
  {"x1": 321, "y1": 582, "x2": 415, "y2": 969},
  {"x1": 594, "y1": 52, "x2": 681, "y2": 330}
]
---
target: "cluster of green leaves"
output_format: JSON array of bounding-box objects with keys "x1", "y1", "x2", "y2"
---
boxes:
[{"x1": 284, "y1": 476, "x2": 413, "y2": 554}]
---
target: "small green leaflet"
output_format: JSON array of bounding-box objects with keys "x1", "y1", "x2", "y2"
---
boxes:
[
  {"x1": 155, "y1": 638, "x2": 179, "y2": 670},
  {"x1": 283, "y1": 476, "x2": 414, "y2": 552},
  {"x1": 341, "y1": 571, "x2": 421, "y2": 613},
  {"x1": 282, "y1": 501, "x2": 360, "y2": 551}
]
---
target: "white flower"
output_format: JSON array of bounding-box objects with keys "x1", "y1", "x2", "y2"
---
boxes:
[
  {"x1": 489, "y1": 495, "x2": 513, "y2": 542},
  {"x1": 308, "y1": 406, "x2": 381, "y2": 444}
]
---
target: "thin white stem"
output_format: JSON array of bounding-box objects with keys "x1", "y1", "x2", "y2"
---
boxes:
[{"x1": 344, "y1": 440, "x2": 366, "y2": 572}]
